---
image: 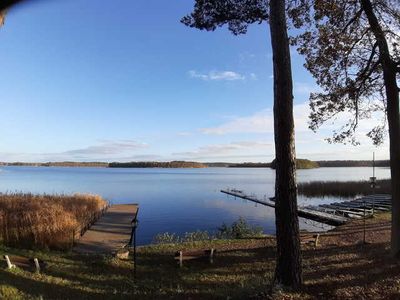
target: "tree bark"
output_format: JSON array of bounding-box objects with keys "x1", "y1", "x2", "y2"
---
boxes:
[
  {"x1": 361, "y1": 0, "x2": 400, "y2": 257},
  {"x1": 269, "y1": 0, "x2": 302, "y2": 288}
]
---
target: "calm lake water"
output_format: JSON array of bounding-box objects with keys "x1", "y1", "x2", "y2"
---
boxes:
[{"x1": 0, "y1": 166, "x2": 391, "y2": 245}]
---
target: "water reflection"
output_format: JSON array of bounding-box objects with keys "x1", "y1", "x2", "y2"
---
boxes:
[{"x1": 0, "y1": 166, "x2": 391, "y2": 245}]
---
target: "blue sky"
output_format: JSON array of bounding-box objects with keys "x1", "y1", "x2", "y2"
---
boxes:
[{"x1": 0, "y1": 0, "x2": 388, "y2": 162}]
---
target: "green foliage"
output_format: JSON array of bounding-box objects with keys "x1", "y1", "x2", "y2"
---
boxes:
[
  {"x1": 152, "y1": 232, "x2": 180, "y2": 244},
  {"x1": 153, "y1": 230, "x2": 211, "y2": 245},
  {"x1": 293, "y1": 0, "x2": 400, "y2": 145},
  {"x1": 153, "y1": 219, "x2": 263, "y2": 245},
  {"x1": 217, "y1": 218, "x2": 264, "y2": 239},
  {"x1": 0, "y1": 285, "x2": 31, "y2": 300},
  {"x1": 183, "y1": 230, "x2": 211, "y2": 242},
  {"x1": 0, "y1": 239, "x2": 276, "y2": 299},
  {"x1": 270, "y1": 158, "x2": 319, "y2": 169},
  {"x1": 181, "y1": 0, "x2": 268, "y2": 35}
]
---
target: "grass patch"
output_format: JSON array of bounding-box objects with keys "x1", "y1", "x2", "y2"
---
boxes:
[
  {"x1": 0, "y1": 239, "x2": 275, "y2": 299},
  {"x1": 1, "y1": 213, "x2": 400, "y2": 299}
]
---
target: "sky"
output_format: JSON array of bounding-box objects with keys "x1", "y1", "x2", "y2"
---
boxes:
[{"x1": 0, "y1": 0, "x2": 390, "y2": 163}]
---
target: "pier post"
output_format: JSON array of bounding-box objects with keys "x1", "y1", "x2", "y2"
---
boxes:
[
  {"x1": 34, "y1": 258, "x2": 41, "y2": 273},
  {"x1": 4, "y1": 255, "x2": 14, "y2": 269}
]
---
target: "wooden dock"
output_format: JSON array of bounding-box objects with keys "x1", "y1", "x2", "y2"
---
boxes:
[
  {"x1": 74, "y1": 204, "x2": 139, "y2": 254},
  {"x1": 221, "y1": 189, "x2": 391, "y2": 227}
]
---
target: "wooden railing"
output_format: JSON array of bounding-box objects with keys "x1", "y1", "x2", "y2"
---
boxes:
[{"x1": 71, "y1": 203, "x2": 110, "y2": 247}]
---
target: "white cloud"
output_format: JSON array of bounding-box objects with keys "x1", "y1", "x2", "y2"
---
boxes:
[
  {"x1": 63, "y1": 140, "x2": 148, "y2": 156},
  {"x1": 201, "y1": 103, "x2": 310, "y2": 135},
  {"x1": 294, "y1": 82, "x2": 319, "y2": 95},
  {"x1": 177, "y1": 132, "x2": 192, "y2": 137},
  {"x1": 197, "y1": 103, "x2": 390, "y2": 160},
  {"x1": 0, "y1": 140, "x2": 149, "y2": 162},
  {"x1": 173, "y1": 140, "x2": 272, "y2": 159},
  {"x1": 188, "y1": 70, "x2": 245, "y2": 81}
]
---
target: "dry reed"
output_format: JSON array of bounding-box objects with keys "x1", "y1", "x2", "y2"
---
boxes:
[
  {"x1": 0, "y1": 193, "x2": 107, "y2": 249},
  {"x1": 298, "y1": 179, "x2": 391, "y2": 198}
]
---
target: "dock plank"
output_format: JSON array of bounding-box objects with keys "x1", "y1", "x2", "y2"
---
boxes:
[
  {"x1": 221, "y1": 189, "x2": 348, "y2": 226},
  {"x1": 74, "y1": 204, "x2": 138, "y2": 254},
  {"x1": 221, "y1": 189, "x2": 391, "y2": 226}
]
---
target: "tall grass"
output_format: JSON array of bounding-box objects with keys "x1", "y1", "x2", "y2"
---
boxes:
[
  {"x1": 0, "y1": 193, "x2": 107, "y2": 250},
  {"x1": 298, "y1": 179, "x2": 391, "y2": 198},
  {"x1": 152, "y1": 218, "x2": 264, "y2": 245}
]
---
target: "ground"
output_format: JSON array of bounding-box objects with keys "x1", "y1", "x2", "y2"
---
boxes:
[{"x1": 1, "y1": 213, "x2": 399, "y2": 299}]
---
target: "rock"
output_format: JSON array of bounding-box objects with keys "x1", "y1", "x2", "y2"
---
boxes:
[{"x1": 115, "y1": 249, "x2": 130, "y2": 260}]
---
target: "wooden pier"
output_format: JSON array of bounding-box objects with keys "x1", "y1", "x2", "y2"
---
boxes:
[
  {"x1": 221, "y1": 189, "x2": 391, "y2": 227},
  {"x1": 74, "y1": 204, "x2": 139, "y2": 254}
]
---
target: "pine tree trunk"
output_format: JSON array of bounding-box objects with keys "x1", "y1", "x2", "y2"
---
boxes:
[
  {"x1": 269, "y1": 0, "x2": 302, "y2": 288},
  {"x1": 361, "y1": 0, "x2": 400, "y2": 257}
]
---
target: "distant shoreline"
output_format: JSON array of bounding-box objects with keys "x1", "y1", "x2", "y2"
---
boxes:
[{"x1": 0, "y1": 159, "x2": 390, "y2": 169}]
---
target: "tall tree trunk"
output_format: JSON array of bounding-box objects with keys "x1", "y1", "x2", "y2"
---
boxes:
[
  {"x1": 361, "y1": 0, "x2": 400, "y2": 257},
  {"x1": 0, "y1": 9, "x2": 6, "y2": 26},
  {"x1": 269, "y1": 0, "x2": 302, "y2": 288}
]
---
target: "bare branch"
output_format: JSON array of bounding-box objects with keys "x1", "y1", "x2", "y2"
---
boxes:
[
  {"x1": 342, "y1": 8, "x2": 363, "y2": 33},
  {"x1": 357, "y1": 42, "x2": 379, "y2": 80}
]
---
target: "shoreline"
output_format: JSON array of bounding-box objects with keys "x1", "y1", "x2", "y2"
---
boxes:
[{"x1": 0, "y1": 211, "x2": 395, "y2": 299}]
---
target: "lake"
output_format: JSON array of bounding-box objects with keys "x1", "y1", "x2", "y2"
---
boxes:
[{"x1": 0, "y1": 166, "x2": 391, "y2": 245}]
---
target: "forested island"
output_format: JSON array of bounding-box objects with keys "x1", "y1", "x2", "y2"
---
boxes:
[{"x1": 270, "y1": 159, "x2": 319, "y2": 169}]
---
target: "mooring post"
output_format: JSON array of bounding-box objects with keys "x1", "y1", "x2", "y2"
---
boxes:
[
  {"x1": 133, "y1": 223, "x2": 137, "y2": 279},
  {"x1": 209, "y1": 248, "x2": 214, "y2": 264},
  {"x1": 34, "y1": 258, "x2": 40, "y2": 273},
  {"x1": 179, "y1": 251, "x2": 183, "y2": 268},
  {"x1": 4, "y1": 255, "x2": 15, "y2": 269},
  {"x1": 129, "y1": 210, "x2": 139, "y2": 280},
  {"x1": 363, "y1": 199, "x2": 366, "y2": 244}
]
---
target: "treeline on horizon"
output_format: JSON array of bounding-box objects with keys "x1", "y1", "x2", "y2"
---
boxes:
[
  {"x1": 109, "y1": 161, "x2": 207, "y2": 168},
  {"x1": 0, "y1": 161, "x2": 109, "y2": 167},
  {"x1": 0, "y1": 159, "x2": 390, "y2": 169}
]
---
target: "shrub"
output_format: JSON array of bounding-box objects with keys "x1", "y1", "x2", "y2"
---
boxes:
[
  {"x1": 183, "y1": 230, "x2": 210, "y2": 242},
  {"x1": 217, "y1": 217, "x2": 264, "y2": 239},
  {"x1": 152, "y1": 218, "x2": 264, "y2": 245},
  {"x1": 0, "y1": 285, "x2": 27, "y2": 300},
  {"x1": 152, "y1": 232, "x2": 180, "y2": 244}
]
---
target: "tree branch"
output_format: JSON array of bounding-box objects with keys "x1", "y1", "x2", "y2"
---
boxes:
[
  {"x1": 342, "y1": 8, "x2": 363, "y2": 33},
  {"x1": 0, "y1": 0, "x2": 25, "y2": 11},
  {"x1": 356, "y1": 42, "x2": 379, "y2": 81}
]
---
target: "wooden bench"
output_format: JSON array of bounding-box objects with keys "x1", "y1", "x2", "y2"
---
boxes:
[
  {"x1": 301, "y1": 234, "x2": 320, "y2": 247},
  {"x1": 3, "y1": 255, "x2": 45, "y2": 273},
  {"x1": 174, "y1": 249, "x2": 216, "y2": 267}
]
